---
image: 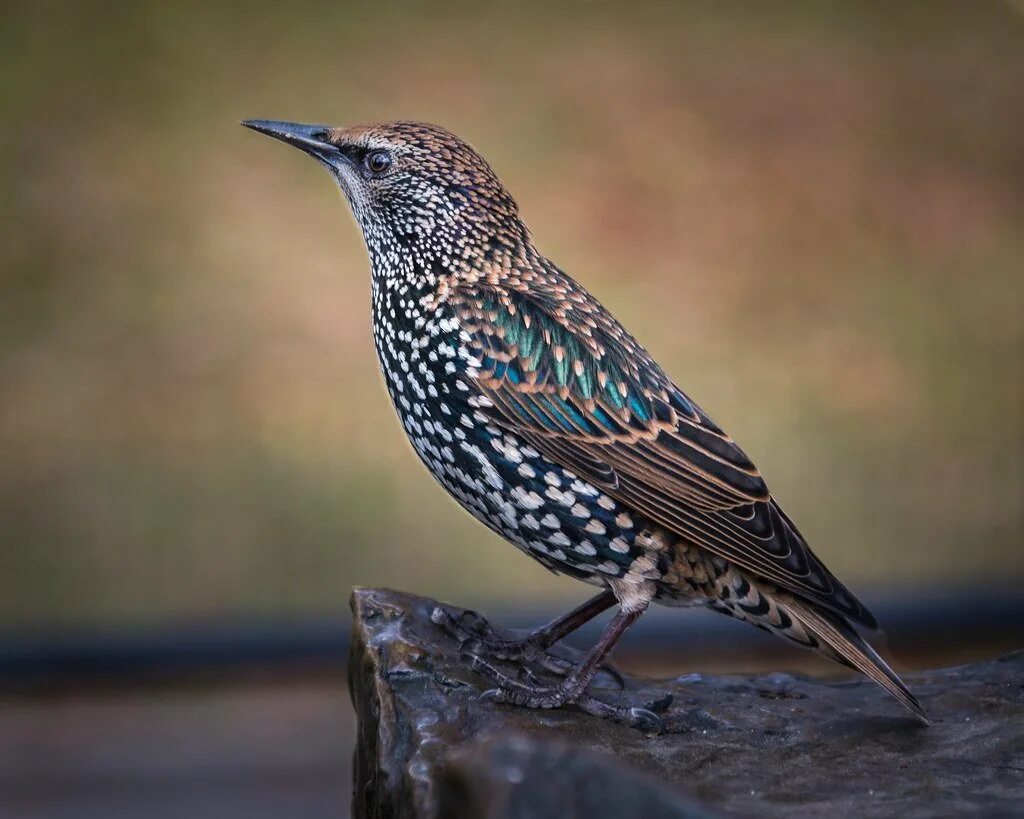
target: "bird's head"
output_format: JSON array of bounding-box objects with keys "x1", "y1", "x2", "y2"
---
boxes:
[{"x1": 243, "y1": 119, "x2": 526, "y2": 268}]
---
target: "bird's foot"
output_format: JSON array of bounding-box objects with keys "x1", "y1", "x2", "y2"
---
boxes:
[
  {"x1": 466, "y1": 653, "x2": 672, "y2": 735},
  {"x1": 431, "y1": 605, "x2": 625, "y2": 688}
]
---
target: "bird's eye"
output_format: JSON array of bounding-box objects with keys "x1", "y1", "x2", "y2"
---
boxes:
[{"x1": 364, "y1": 150, "x2": 392, "y2": 175}]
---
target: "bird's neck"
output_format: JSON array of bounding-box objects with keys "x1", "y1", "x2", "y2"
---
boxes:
[{"x1": 364, "y1": 219, "x2": 537, "y2": 299}]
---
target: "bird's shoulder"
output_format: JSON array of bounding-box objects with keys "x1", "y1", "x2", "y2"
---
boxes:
[
  {"x1": 441, "y1": 266, "x2": 751, "y2": 470},
  {"x1": 440, "y1": 263, "x2": 674, "y2": 422}
]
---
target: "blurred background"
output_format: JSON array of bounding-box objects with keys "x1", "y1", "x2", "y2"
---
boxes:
[{"x1": 2, "y1": 0, "x2": 1023, "y2": 816}]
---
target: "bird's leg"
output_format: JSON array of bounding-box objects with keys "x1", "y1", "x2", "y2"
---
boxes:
[
  {"x1": 468, "y1": 604, "x2": 669, "y2": 734},
  {"x1": 431, "y1": 591, "x2": 624, "y2": 685}
]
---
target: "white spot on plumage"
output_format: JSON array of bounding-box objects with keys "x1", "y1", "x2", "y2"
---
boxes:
[
  {"x1": 571, "y1": 480, "x2": 598, "y2": 497},
  {"x1": 545, "y1": 486, "x2": 564, "y2": 504},
  {"x1": 609, "y1": 537, "x2": 630, "y2": 554},
  {"x1": 548, "y1": 531, "x2": 570, "y2": 548},
  {"x1": 575, "y1": 540, "x2": 597, "y2": 556},
  {"x1": 511, "y1": 486, "x2": 544, "y2": 510}
]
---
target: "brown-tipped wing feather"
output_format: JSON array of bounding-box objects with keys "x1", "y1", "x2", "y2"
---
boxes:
[{"x1": 451, "y1": 280, "x2": 877, "y2": 629}]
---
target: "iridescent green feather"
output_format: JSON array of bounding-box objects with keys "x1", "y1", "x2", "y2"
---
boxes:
[{"x1": 471, "y1": 292, "x2": 652, "y2": 424}]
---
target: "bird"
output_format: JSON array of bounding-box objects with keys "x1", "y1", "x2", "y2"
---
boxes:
[{"x1": 243, "y1": 118, "x2": 927, "y2": 732}]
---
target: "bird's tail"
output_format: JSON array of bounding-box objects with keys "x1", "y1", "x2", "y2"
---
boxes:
[
  {"x1": 780, "y1": 594, "x2": 928, "y2": 723},
  {"x1": 707, "y1": 570, "x2": 928, "y2": 723}
]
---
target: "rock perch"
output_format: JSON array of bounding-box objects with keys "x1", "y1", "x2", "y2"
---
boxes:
[{"x1": 349, "y1": 588, "x2": 1023, "y2": 818}]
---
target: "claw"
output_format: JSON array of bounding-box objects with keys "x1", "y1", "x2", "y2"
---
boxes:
[
  {"x1": 627, "y1": 707, "x2": 666, "y2": 736},
  {"x1": 479, "y1": 687, "x2": 507, "y2": 704}
]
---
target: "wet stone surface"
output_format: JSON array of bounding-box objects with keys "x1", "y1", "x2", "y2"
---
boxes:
[{"x1": 349, "y1": 588, "x2": 1024, "y2": 818}]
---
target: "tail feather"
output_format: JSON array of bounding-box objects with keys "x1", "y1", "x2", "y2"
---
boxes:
[
  {"x1": 707, "y1": 564, "x2": 928, "y2": 723},
  {"x1": 782, "y1": 595, "x2": 929, "y2": 724}
]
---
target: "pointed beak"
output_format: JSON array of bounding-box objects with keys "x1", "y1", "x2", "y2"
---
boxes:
[{"x1": 241, "y1": 119, "x2": 338, "y2": 158}]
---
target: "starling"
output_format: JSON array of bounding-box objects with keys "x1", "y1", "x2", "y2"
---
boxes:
[{"x1": 243, "y1": 119, "x2": 927, "y2": 731}]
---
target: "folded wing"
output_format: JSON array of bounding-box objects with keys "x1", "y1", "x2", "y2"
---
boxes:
[{"x1": 451, "y1": 282, "x2": 877, "y2": 628}]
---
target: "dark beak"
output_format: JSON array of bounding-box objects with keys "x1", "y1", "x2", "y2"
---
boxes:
[{"x1": 241, "y1": 119, "x2": 337, "y2": 157}]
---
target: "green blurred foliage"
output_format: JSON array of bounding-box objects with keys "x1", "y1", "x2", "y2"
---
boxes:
[{"x1": 1, "y1": 0, "x2": 1022, "y2": 628}]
